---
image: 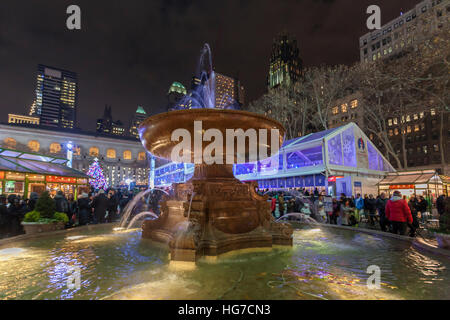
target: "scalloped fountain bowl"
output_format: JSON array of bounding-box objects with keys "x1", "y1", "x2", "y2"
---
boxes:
[{"x1": 138, "y1": 108, "x2": 293, "y2": 262}]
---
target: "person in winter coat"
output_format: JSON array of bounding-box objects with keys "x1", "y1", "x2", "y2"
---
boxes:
[
  {"x1": 365, "y1": 194, "x2": 377, "y2": 227},
  {"x1": 107, "y1": 189, "x2": 119, "y2": 222},
  {"x1": 278, "y1": 194, "x2": 285, "y2": 216},
  {"x1": 339, "y1": 200, "x2": 352, "y2": 226},
  {"x1": 54, "y1": 191, "x2": 71, "y2": 224},
  {"x1": 415, "y1": 196, "x2": 428, "y2": 222},
  {"x1": 385, "y1": 191, "x2": 413, "y2": 236},
  {"x1": 408, "y1": 195, "x2": 420, "y2": 237},
  {"x1": 315, "y1": 195, "x2": 326, "y2": 223},
  {"x1": 7, "y1": 195, "x2": 26, "y2": 237},
  {"x1": 77, "y1": 193, "x2": 91, "y2": 226},
  {"x1": 92, "y1": 189, "x2": 109, "y2": 224},
  {"x1": 376, "y1": 193, "x2": 389, "y2": 232},
  {"x1": 355, "y1": 194, "x2": 364, "y2": 222},
  {"x1": 436, "y1": 195, "x2": 445, "y2": 216},
  {"x1": 27, "y1": 192, "x2": 39, "y2": 211},
  {"x1": 270, "y1": 197, "x2": 276, "y2": 217},
  {"x1": 0, "y1": 195, "x2": 9, "y2": 238},
  {"x1": 330, "y1": 198, "x2": 339, "y2": 225}
]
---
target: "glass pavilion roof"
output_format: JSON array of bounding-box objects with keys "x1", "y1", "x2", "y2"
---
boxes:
[{"x1": 0, "y1": 148, "x2": 89, "y2": 178}]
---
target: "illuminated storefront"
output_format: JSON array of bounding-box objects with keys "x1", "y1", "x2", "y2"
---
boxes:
[{"x1": 0, "y1": 148, "x2": 90, "y2": 199}]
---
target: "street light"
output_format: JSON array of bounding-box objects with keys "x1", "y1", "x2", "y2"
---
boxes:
[{"x1": 66, "y1": 141, "x2": 74, "y2": 168}]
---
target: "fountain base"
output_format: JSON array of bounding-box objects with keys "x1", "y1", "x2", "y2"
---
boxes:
[{"x1": 142, "y1": 165, "x2": 293, "y2": 262}]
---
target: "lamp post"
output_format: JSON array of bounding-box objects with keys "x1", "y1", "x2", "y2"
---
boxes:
[{"x1": 66, "y1": 141, "x2": 74, "y2": 168}]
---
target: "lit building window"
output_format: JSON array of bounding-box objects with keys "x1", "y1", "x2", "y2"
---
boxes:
[
  {"x1": 413, "y1": 114, "x2": 418, "y2": 120},
  {"x1": 138, "y1": 152, "x2": 146, "y2": 161},
  {"x1": 123, "y1": 150, "x2": 132, "y2": 160},
  {"x1": 406, "y1": 115, "x2": 411, "y2": 122},
  {"x1": 73, "y1": 146, "x2": 81, "y2": 156},
  {"x1": 341, "y1": 103, "x2": 348, "y2": 113},
  {"x1": 389, "y1": 130, "x2": 393, "y2": 136},
  {"x1": 393, "y1": 118, "x2": 398, "y2": 125},
  {"x1": 407, "y1": 126, "x2": 411, "y2": 133},
  {"x1": 28, "y1": 140, "x2": 40, "y2": 152},
  {"x1": 430, "y1": 108, "x2": 436, "y2": 116},
  {"x1": 332, "y1": 106, "x2": 339, "y2": 115},
  {"x1": 89, "y1": 147, "x2": 99, "y2": 157},
  {"x1": 107, "y1": 149, "x2": 116, "y2": 159},
  {"x1": 388, "y1": 119, "x2": 393, "y2": 126},
  {"x1": 419, "y1": 112, "x2": 424, "y2": 118},
  {"x1": 394, "y1": 128, "x2": 399, "y2": 135},
  {"x1": 50, "y1": 142, "x2": 61, "y2": 154},
  {"x1": 3, "y1": 137, "x2": 17, "y2": 148},
  {"x1": 414, "y1": 124, "x2": 420, "y2": 132},
  {"x1": 350, "y1": 100, "x2": 358, "y2": 108}
]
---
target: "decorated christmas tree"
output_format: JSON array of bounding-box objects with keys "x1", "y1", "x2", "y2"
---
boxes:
[{"x1": 87, "y1": 158, "x2": 108, "y2": 190}]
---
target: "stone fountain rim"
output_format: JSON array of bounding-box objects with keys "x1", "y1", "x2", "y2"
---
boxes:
[{"x1": 139, "y1": 108, "x2": 285, "y2": 131}]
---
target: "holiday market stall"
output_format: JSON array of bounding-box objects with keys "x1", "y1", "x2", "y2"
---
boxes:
[
  {"x1": 378, "y1": 170, "x2": 444, "y2": 201},
  {"x1": 0, "y1": 147, "x2": 90, "y2": 199}
]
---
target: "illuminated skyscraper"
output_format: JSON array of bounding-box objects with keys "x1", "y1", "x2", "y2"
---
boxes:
[
  {"x1": 129, "y1": 106, "x2": 147, "y2": 139},
  {"x1": 33, "y1": 64, "x2": 77, "y2": 128},
  {"x1": 214, "y1": 73, "x2": 245, "y2": 109},
  {"x1": 167, "y1": 81, "x2": 187, "y2": 111},
  {"x1": 268, "y1": 32, "x2": 303, "y2": 89}
]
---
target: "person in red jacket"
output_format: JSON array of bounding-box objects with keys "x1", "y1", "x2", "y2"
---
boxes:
[
  {"x1": 270, "y1": 197, "x2": 276, "y2": 217},
  {"x1": 385, "y1": 190, "x2": 413, "y2": 235}
]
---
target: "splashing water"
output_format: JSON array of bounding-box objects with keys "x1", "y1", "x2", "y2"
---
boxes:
[
  {"x1": 119, "y1": 188, "x2": 169, "y2": 229},
  {"x1": 171, "y1": 43, "x2": 239, "y2": 110},
  {"x1": 276, "y1": 213, "x2": 318, "y2": 224},
  {"x1": 127, "y1": 212, "x2": 159, "y2": 229}
]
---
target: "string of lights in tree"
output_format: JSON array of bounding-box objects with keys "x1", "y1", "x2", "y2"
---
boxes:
[{"x1": 87, "y1": 157, "x2": 108, "y2": 190}]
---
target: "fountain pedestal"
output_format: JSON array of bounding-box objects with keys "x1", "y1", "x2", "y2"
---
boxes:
[
  {"x1": 142, "y1": 164, "x2": 293, "y2": 261},
  {"x1": 139, "y1": 109, "x2": 293, "y2": 262}
]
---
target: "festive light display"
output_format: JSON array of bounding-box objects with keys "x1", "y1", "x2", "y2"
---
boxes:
[{"x1": 87, "y1": 158, "x2": 108, "y2": 190}]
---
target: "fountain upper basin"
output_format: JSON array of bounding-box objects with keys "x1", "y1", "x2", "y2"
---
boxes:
[{"x1": 138, "y1": 109, "x2": 285, "y2": 164}]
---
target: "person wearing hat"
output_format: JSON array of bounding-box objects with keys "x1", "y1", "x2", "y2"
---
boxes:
[{"x1": 385, "y1": 190, "x2": 413, "y2": 236}]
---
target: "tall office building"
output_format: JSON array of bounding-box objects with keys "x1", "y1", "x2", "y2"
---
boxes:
[
  {"x1": 268, "y1": 32, "x2": 303, "y2": 89},
  {"x1": 214, "y1": 73, "x2": 245, "y2": 109},
  {"x1": 359, "y1": 0, "x2": 449, "y2": 63},
  {"x1": 167, "y1": 81, "x2": 187, "y2": 111},
  {"x1": 129, "y1": 106, "x2": 148, "y2": 139},
  {"x1": 32, "y1": 64, "x2": 78, "y2": 129}
]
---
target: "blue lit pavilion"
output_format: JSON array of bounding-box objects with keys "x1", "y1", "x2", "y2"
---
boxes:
[{"x1": 152, "y1": 123, "x2": 395, "y2": 197}]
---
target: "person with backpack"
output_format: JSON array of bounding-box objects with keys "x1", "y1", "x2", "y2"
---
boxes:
[{"x1": 386, "y1": 190, "x2": 413, "y2": 236}]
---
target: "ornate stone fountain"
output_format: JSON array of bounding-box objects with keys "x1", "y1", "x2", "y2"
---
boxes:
[{"x1": 137, "y1": 45, "x2": 293, "y2": 262}]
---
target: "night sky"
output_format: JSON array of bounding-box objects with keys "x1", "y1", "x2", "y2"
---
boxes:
[{"x1": 0, "y1": 0, "x2": 418, "y2": 131}]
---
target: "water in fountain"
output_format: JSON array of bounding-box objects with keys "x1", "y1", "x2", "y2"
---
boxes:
[
  {"x1": 118, "y1": 188, "x2": 169, "y2": 229},
  {"x1": 171, "y1": 43, "x2": 240, "y2": 110},
  {"x1": 276, "y1": 213, "x2": 318, "y2": 225},
  {"x1": 127, "y1": 211, "x2": 159, "y2": 229}
]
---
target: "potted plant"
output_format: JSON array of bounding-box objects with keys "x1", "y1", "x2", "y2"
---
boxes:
[
  {"x1": 430, "y1": 200, "x2": 450, "y2": 249},
  {"x1": 21, "y1": 191, "x2": 69, "y2": 234}
]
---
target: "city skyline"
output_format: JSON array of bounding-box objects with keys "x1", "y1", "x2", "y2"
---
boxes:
[{"x1": 0, "y1": 0, "x2": 420, "y2": 131}]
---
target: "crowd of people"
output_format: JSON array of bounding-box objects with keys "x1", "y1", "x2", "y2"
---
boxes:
[
  {"x1": 267, "y1": 187, "x2": 449, "y2": 238},
  {"x1": 0, "y1": 188, "x2": 139, "y2": 239}
]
